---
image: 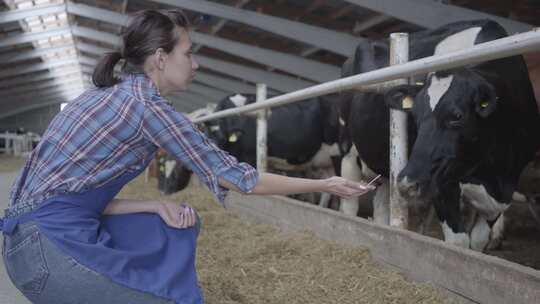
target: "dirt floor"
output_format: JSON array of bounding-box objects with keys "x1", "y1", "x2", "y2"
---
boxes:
[
  {"x1": 118, "y1": 177, "x2": 457, "y2": 304},
  {"x1": 0, "y1": 154, "x2": 26, "y2": 173},
  {"x1": 486, "y1": 201, "x2": 540, "y2": 269}
]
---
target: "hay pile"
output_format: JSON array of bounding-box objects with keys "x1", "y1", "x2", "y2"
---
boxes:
[
  {"x1": 0, "y1": 154, "x2": 26, "y2": 173},
  {"x1": 119, "y1": 177, "x2": 457, "y2": 304}
]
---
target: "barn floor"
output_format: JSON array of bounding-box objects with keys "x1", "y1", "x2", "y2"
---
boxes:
[
  {"x1": 0, "y1": 154, "x2": 26, "y2": 172},
  {"x1": 487, "y1": 201, "x2": 540, "y2": 269},
  {"x1": 119, "y1": 177, "x2": 457, "y2": 304}
]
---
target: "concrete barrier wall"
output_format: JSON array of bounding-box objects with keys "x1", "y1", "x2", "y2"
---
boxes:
[{"x1": 225, "y1": 192, "x2": 540, "y2": 304}]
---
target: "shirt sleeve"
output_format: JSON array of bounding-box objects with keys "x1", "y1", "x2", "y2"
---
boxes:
[{"x1": 141, "y1": 98, "x2": 258, "y2": 204}]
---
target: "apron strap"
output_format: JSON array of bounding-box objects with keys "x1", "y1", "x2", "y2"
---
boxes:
[
  {"x1": 1, "y1": 208, "x2": 35, "y2": 235},
  {"x1": 0, "y1": 216, "x2": 19, "y2": 235}
]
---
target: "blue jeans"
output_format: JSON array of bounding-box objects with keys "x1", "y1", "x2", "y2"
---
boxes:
[{"x1": 2, "y1": 221, "x2": 174, "y2": 304}]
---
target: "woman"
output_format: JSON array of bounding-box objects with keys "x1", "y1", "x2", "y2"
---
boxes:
[{"x1": 0, "y1": 9, "x2": 374, "y2": 304}]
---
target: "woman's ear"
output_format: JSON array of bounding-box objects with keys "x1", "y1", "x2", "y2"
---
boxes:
[{"x1": 155, "y1": 48, "x2": 167, "y2": 70}]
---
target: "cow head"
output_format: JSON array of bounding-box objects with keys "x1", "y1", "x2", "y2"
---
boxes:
[
  {"x1": 386, "y1": 69, "x2": 499, "y2": 200},
  {"x1": 210, "y1": 94, "x2": 258, "y2": 163}
]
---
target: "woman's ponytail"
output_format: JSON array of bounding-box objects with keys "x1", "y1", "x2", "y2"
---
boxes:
[
  {"x1": 92, "y1": 9, "x2": 190, "y2": 88},
  {"x1": 92, "y1": 51, "x2": 122, "y2": 87}
]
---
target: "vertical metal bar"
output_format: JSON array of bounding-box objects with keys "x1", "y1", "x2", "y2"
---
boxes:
[
  {"x1": 6, "y1": 132, "x2": 12, "y2": 155},
  {"x1": 389, "y1": 33, "x2": 410, "y2": 228},
  {"x1": 256, "y1": 83, "x2": 268, "y2": 172}
]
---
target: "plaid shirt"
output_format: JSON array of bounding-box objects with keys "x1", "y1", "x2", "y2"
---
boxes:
[{"x1": 8, "y1": 73, "x2": 258, "y2": 211}]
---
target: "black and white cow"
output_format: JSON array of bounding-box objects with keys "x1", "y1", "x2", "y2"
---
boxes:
[
  {"x1": 212, "y1": 94, "x2": 339, "y2": 165},
  {"x1": 157, "y1": 152, "x2": 193, "y2": 195},
  {"x1": 340, "y1": 19, "x2": 540, "y2": 251},
  {"x1": 211, "y1": 93, "x2": 341, "y2": 206}
]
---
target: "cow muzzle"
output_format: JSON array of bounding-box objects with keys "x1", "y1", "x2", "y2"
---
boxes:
[{"x1": 397, "y1": 176, "x2": 421, "y2": 198}]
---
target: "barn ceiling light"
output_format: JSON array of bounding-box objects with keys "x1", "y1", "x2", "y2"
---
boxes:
[{"x1": 3, "y1": 0, "x2": 87, "y2": 101}]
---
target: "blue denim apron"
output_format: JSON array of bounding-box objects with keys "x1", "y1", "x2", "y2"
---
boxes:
[{"x1": 1, "y1": 168, "x2": 203, "y2": 304}]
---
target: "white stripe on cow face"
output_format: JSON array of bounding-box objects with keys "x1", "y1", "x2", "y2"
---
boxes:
[
  {"x1": 434, "y1": 27, "x2": 482, "y2": 55},
  {"x1": 426, "y1": 27, "x2": 482, "y2": 112},
  {"x1": 165, "y1": 160, "x2": 176, "y2": 178},
  {"x1": 229, "y1": 94, "x2": 247, "y2": 107},
  {"x1": 427, "y1": 74, "x2": 453, "y2": 111}
]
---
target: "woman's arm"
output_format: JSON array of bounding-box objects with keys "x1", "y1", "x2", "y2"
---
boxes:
[
  {"x1": 219, "y1": 172, "x2": 374, "y2": 199},
  {"x1": 103, "y1": 198, "x2": 158, "y2": 215},
  {"x1": 103, "y1": 199, "x2": 197, "y2": 229}
]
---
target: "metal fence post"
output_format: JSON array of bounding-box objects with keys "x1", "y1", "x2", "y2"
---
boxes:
[
  {"x1": 389, "y1": 33, "x2": 410, "y2": 229},
  {"x1": 256, "y1": 83, "x2": 268, "y2": 172}
]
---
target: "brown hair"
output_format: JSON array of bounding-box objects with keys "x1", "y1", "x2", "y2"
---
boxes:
[{"x1": 92, "y1": 9, "x2": 190, "y2": 87}]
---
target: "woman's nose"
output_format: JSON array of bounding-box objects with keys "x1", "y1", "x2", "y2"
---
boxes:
[{"x1": 192, "y1": 56, "x2": 199, "y2": 70}]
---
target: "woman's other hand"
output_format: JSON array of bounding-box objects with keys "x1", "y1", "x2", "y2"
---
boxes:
[
  {"x1": 155, "y1": 201, "x2": 197, "y2": 229},
  {"x1": 323, "y1": 176, "x2": 376, "y2": 199}
]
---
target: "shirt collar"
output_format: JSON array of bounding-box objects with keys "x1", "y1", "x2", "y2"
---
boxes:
[{"x1": 120, "y1": 73, "x2": 161, "y2": 101}]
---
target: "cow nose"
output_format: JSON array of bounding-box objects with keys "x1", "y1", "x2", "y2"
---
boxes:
[{"x1": 397, "y1": 176, "x2": 420, "y2": 198}]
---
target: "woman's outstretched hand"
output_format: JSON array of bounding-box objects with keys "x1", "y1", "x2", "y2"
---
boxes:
[
  {"x1": 156, "y1": 201, "x2": 197, "y2": 229},
  {"x1": 323, "y1": 176, "x2": 376, "y2": 199}
]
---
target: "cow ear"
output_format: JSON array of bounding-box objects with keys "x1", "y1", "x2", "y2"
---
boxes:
[
  {"x1": 349, "y1": 40, "x2": 388, "y2": 76},
  {"x1": 385, "y1": 84, "x2": 422, "y2": 112}
]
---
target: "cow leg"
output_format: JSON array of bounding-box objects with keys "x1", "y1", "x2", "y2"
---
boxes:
[
  {"x1": 470, "y1": 215, "x2": 491, "y2": 251},
  {"x1": 527, "y1": 197, "x2": 540, "y2": 228},
  {"x1": 340, "y1": 147, "x2": 362, "y2": 216},
  {"x1": 470, "y1": 212, "x2": 505, "y2": 251},
  {"x1": 416, "y1": 205, "x2": 435, "y2": 235},
  {"x1": 305, "y1": 166, "x2": 335, "y2": 208},
  {"x1": 319, "y1": 192, "x2": 331, "y2": 208},
  {"x1": 318, "y1": 167, "x2": 336, "y2": 208},
  {"x1": 372, "y1": 180, "x2": 390, "y2": 225},
  {"x1": 309, "y1": 192, "x2": 318, "y2": 205},
  {"x1": 486, "y1": 213, "x2": 505, "y2": 250},
  {"x1": 460, "y1": 183, "x2": 510, "y2": 251}
]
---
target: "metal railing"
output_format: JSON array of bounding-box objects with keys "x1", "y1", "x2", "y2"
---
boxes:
[{"x1": 194, "y1": 28, "x2": 540, "y2": 123}]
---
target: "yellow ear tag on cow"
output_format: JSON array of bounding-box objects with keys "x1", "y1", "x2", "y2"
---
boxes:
[
  {"x1": 402, "y1": 96, "x2": 413, "y2": 109},
  {"x1": 480, "y1": 101, "x2": 489, "y2": 108},
  {"x1": 229, "y1": 133, "x2": 238, "y2": 142}
]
